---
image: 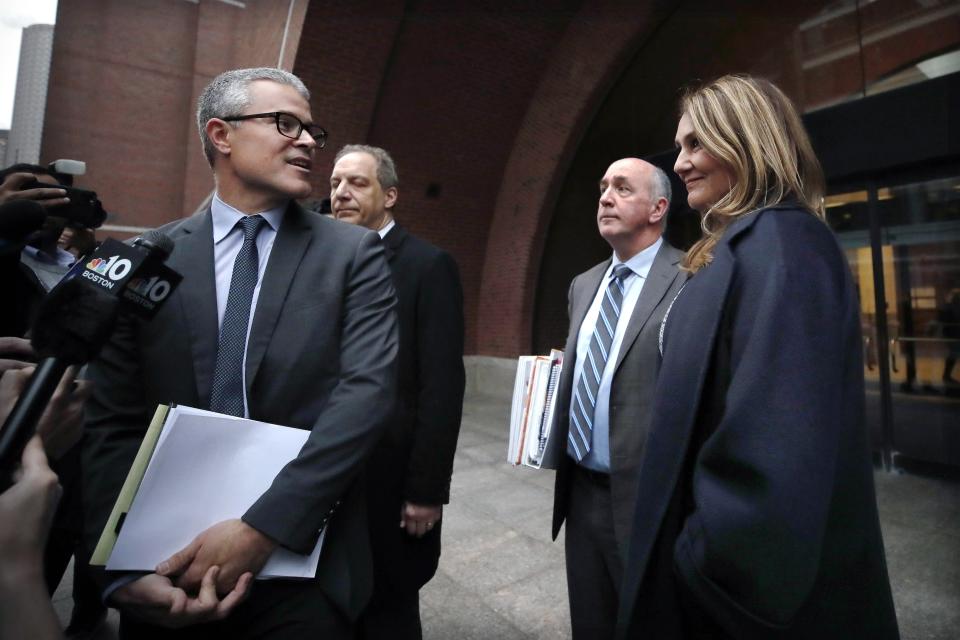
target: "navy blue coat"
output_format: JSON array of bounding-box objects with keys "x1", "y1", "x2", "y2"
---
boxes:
[{"x1": 617, "y1": 205, "x2": 899, "y2": 639}]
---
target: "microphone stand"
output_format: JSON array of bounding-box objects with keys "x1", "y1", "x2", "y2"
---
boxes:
[{"x1": 0, "y1": 357, "x2": 69, "y2": 489}]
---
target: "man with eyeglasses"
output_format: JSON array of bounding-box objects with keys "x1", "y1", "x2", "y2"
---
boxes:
[{"x1": 82, "y1": 67, "x2": 398, "y2": 638}]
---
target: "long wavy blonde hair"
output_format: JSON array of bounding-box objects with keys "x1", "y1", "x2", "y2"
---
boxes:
[{"x1": 680, "y1": 75, "x2": 826, "y2": 272}]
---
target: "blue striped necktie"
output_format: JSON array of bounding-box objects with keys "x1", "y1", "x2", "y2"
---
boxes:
[
  {"x1": 568, "y1": 263, "x2": 632, "y2": 461},
  {"x1": 209, "y1": 214, "x2": 266, "y2": 417}
]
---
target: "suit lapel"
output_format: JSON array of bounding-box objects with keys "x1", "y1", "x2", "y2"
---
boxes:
[
  {"x1": 245, "y1": 203, "x2": 312, "y2": 395},
  {"x1": 620, "y1": 241, "x2": 736, "y2": 613},
  {"x1": 173, "y1": 210, "x2": 219, "y2": 404},
  {"x1": 556, "y1": 261, "x2": 609, "y2": 426},
  {"x1": 570, "y1": 260, "x2": 609, "y2": 340},
  {"x1": 381, "y1": 223, "x2": 405, "y2": 264},
  {"x1": 612, "y1": 244, "x2": 681, "y2": 374}
]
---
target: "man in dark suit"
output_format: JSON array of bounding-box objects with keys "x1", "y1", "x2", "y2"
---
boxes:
[
  {"x1": 330, "y1": 144, "x2": 465, "y2": 640},
  {"x1": 82, "y1": 68, "x2": 398, "y2": 638},
  {"x1": 551, "y1": 157, "x2": 686, "y2": 639}
]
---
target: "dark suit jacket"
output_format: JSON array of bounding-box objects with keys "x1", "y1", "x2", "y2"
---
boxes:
[
  {"x1": 552, "y1": 240, "x2": 686, "y2": 558},
  {"x1": 82, "y1": 203, "x2": 399, "y2": 620},
  {"x1": 617, "y1": 206, "x2": 899, "y2": 639},
  {"x1": 365, "y1": 224, "x2": 465, "y2": 593}
]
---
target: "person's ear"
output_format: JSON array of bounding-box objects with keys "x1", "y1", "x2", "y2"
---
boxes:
[
  {"x1": 649, "y1": 197, "x2": 668, "y2": 224},
  {"x1": 384, "y1": 186, "x2": 398, "y2": 210},
  {"x1": 206, "y1": 119, "x2": 233, "y2": 158}
]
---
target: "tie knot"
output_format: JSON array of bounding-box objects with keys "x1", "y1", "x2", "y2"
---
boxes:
[
  {"x1": 240, "y1": 215, "x2": 266, "y2": 241},
  {"x1": 611, "y1": 264, "x2": 632, "y2": 282}
]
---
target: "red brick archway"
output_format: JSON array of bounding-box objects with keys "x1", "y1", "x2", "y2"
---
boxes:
[{"x1": 476, "y1": 4, "x2": 671, "y2": 356}]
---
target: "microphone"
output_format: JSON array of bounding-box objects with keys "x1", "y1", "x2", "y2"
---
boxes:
[
  {"x1": 0, "y1": 199, "x2": 46, "y2": 256},
  {"x1": 0, "y1": 231, "x2": 182, "y2": 487}
]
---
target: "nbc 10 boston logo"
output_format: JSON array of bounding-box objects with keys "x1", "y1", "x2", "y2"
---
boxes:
[
  {"x1": 82, "y1": 254, "x2": 135, "y2": 290},
  {"x1": 76, "y1": 239, "x2": 181, "y2": 318},
  {"x1": 124, "y1": 273, "x2": 173, "y2": 306}
]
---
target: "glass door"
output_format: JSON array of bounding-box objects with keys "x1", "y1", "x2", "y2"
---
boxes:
[{"x1": 829, "y1": 174, "x2": 960, "y2": 469}]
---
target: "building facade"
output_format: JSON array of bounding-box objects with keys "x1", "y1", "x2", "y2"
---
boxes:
[
  {"x1": 6, "y1": 23, "x2": 54, "y2": 165},
  {"x1": 38, "y1": 0, "x2": 960, "y2": 469}
]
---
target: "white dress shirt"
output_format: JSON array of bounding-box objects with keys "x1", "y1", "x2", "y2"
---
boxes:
[{"x1": 569, "y1": 236, "x2": 662, "y2": 472}]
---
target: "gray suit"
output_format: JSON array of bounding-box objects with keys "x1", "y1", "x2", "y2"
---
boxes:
[
  {"x1": 82, "y1": 203, "x2": 399, "y2": 636},
  {"x1": 551, "y1": 241, "x2": 685, "y2": 637}
]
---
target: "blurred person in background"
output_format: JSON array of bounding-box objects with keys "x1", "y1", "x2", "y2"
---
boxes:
[
  {"x1": 0, "y1": 364, "x2": 93, "y2": 640},
  {"x1": 0, "y1": 162, "x2": 105, "y2": 637},
  {"x1": 330, "y1": 144, "x2": 465, "y2": 640}
]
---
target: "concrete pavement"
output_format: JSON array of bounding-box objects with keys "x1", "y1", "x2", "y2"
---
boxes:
[{"x1": 53, "y1": 363, "x2": 959, "y2": 638}]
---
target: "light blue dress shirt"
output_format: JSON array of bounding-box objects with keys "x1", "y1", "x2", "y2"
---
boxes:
[
  {"x1": 570, "y1": 236, "x2": 662, "y2": 472},
  {"x1": 210, "y1": 194, "x2": 285, "y2": 418}
]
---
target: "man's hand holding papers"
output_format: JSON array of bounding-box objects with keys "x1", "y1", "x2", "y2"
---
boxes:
[
  {"x1": 156, "y1": 518, "x2": 278, "y2": 594},
  {"x1": 112, "y1": 565, "x2": 252, "y2": 628}
]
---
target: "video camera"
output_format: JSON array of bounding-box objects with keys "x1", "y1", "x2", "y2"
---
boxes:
[{"x1": 21, "y1": 159, "x2": 107, "y2": 229}]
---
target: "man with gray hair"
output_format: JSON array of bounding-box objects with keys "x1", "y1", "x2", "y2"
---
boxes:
[
  {"x1": 549, "y1": 158, "x2": 685, "y2": 639},
  {"x1": 82, "y1": 68, "x2": 398, "y2": 638},
  {"x1": 330, "y1": 144, "x2": 464, "y2": 639}
]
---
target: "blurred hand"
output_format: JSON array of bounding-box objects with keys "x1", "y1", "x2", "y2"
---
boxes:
[
  {"x1": 0, "y1": 172, "x2": 68, "y2": 209},
  {"x1": 400, "y1": 502, "x2": 442, "y2": 538},
  {"x1": 0, "y1": 366, "x2": 90, "y2": 460},
  {"x1": 112, "y1": 567, "x2": 252, "y2": 628},
  {"x1": 0, "y1": 436, "x2": 61, "y2": 583},
  {"x1": 0, "y1": 337, "x2": 35, "y2": 375},
  {"x1": 58, "y1": 225, "x2": 97, "y2": 257}
]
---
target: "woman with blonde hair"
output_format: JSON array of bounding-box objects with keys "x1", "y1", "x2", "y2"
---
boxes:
[{"x1": 616, "y1": 75, "x2": 899, "y2": 639}]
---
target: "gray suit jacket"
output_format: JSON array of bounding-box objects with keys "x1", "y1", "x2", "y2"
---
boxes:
[
  {"x1": 552, "y1": 240, "x2": 686, "y2": 558},
  {"x1": 82, "y1": 202, "x2": 399, "y2": 619}
]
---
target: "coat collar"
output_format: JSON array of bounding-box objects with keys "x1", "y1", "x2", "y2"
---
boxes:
[
  {"x1": 172, "y1": 210, "x2": 218, "y2": 404},
  {"x1": 381, "y1": 223, "x2": 407, "y2": 262},
  {"x1": 244, "y1": 202, "x2": 313, "y2": 398}
]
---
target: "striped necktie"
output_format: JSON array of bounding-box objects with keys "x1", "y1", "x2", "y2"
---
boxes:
[{"x1": 568, "y1": 263, "x2": 632, "y2": 461}]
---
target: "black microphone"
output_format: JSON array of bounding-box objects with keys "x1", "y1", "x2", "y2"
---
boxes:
[
  {"x1": 0, "y1": 199, "x2": 46, "y2": 256},
  {"x1": 0, "y1": 230, "x2": 181, "y2": 487}
]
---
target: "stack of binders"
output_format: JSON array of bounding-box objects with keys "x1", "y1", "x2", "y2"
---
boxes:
[{"x1": 507, "y1": 349, "x2": 564, "y2": 469}]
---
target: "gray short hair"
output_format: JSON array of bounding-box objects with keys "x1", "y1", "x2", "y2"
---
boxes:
[
  {"x1": 649, "y1": 164, "x2": 672, "y2": 209},
  {"x1": 334, "y1": 144, "x2": 399, "y2": 190},
  {"x1": 196, "y1": 67, "x2": 310, "y2": 166}
]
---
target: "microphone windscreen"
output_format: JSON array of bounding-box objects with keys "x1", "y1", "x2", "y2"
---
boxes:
[
  {"x1": 0, "y1": 199, "x2": 46, "y2": 241},
  {"x1": 134, "y1": 230, "x2": 175, "y2": 260},
  {"x1": 31, "y1": 277, "x2": 121, "y2": 364}
]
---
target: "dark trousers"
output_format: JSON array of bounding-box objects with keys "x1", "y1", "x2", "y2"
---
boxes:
[
  {"x1": 564, "y1": 466, "x2": 622, "y2": 640},
  {"x1": 119, "y1": 578, "x2": 351, "y2": 639},
  {"x1": 356, "y1": 584, "x2": 422, "y2": 640}
]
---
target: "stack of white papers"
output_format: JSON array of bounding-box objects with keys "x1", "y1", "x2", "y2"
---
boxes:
[
  {"x1": 104, "y1": 406, "x2": 324, "y2": 579},
  {"x1": 507, "y1": 349, "x2": 563, "y2": 469}
]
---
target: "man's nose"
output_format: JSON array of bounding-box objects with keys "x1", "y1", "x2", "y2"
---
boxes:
[{"x1": 296, "y1": 128, "x2": 318, "y2": 149}]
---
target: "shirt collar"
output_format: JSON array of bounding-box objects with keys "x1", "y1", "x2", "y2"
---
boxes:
[
  {"x1": 211, "y1": 193, "x2": 286, "y2": 244},
  {"x1": 610, "y1": 235, "x2": 663, "y2": 280},
  {"x1": 377, "y1": 218, "x2": 396, "y2": 239}
]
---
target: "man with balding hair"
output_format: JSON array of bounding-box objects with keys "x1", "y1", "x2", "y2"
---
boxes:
[{"x1": 551, "y1": 158, "x2": 685, "y2": 639}]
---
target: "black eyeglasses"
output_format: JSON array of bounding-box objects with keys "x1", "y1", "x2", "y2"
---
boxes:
[{"x1": 220, "y1": 111, "x2": 327, "y2": 148}]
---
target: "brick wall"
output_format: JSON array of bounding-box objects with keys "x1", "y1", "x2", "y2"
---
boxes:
[{"x1": 40, "y1": 0, "x2": 307, "y2": 230}]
